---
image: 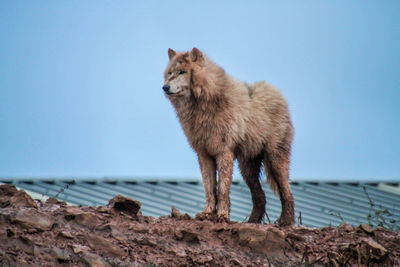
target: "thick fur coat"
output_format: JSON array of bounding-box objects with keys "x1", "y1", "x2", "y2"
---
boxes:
[{"x1": 163, "y1": 48, "x2": 295, "y2": 225}]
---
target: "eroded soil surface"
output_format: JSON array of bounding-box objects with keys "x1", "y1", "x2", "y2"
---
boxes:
[{"x1": 0, "y1": 184, "x2": 399, "y2": 266}]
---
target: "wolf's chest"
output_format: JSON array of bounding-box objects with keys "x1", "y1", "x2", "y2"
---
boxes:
[{"x1": 180, "y1": 114, "x2": 233, "y2": 155}]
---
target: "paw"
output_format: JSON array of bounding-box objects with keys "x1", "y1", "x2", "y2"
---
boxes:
[
  {"x1": 248, "y1": 215, "x2": 262, "y2": 224},
  {"x1": 216, "y1": 214, "x2": 230, "y2": 223},
  {"x1": 195, "y1": 212, "x2": 215, "y2": 221},
  {"x1": 215, "y1": 210, "x2": 230, "y2": 223},
  {"x1": 277, "y1": 215, "x2": 294, "y2": 227}
]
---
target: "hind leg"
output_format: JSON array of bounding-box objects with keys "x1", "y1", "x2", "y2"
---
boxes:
[
  {"x1": 238, "y1": 154, "x2": 266, "y2": 223},
  {"x1": 264, "y1": 149, "x2": 295, "y2": 226}
]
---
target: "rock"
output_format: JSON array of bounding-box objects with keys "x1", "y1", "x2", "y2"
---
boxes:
[
  {"x1": 72, "y1": 244, "x2": 90, "y2": 254},
  {"x1": 0, "y1": 184, "x2": 18, "y2": 197},
  {"x1": 108, "y1": 195, "x2": 141, "y2": 216},
  {"x1": 51, "y1": 247, "x2": 71, "y2": 262},
  {"x1": 109, "y1": 224, "x2": 128, "y2": 241},
  {"x1": 45, "y1": 197, "x2": 67, "y2": 206},
  {"x1": 339, "y1": 223, "x2": 354, "y2": 232},
  {"x1": 174, "y1": 248, "x2": 187, "y2": 258},
  {"x1": 3, "y1": 235, "x2": 42, "y2": 257},
  {"x1": 230, "y1": 258, "x2": 246, "y2": 267},
  {"x1": 82, "y1": 252, "x2": 111, "y2": 267},
  {"x1": 33, "y1": 245, "x2": 41, "y2": 257},
  {"x1": 171, "y1": 206, "x2": 181, "y2": 217},
  {"x1": 65, "y1": 206, "x2": 81, "y2": 215},
  {"x1": 171, "y1": 206, "x2": 191, "y2": 220},
  {"x1": 0, "y1": 208, "x2": 13, "y2": 225},
  {"x1": 16, "y1": 235, "x2": 37, "y2": 255},
  {"x1": 212, "y1": 224, "x2": 227, "y2": 232},
  {"x1": 194, "y1": 254, "x2": 213, "y2": 264},
  {"x1": 133, "y1": 237, "x2": 157, "y2": 247},
  {"x1": 12, "y1": 209, "x2": 54, "y2": 231},
  {"x1": 359, "y1": 237, "x2": 388, "y2": 263},
  {"x1": 236, "y1": 225, "x2": 287, "y2": 256},
  {"x1": 10, "y1": 190, "x2": 38, "y2": 208},
  {"x1": 97, "y1": 206, "x2": 110, "y2": 213},
  {"x1": 27, "y1": 228, "x2": 38, "y2": 234},
  {"x1": 286, "y1": 232, "x2": 305, "y2": 242},
  {"x1": 65, "y1": 206, "x2": 101, "y2": 228},
  {"x1": 86, "y1": 233, "x2": 127, "y2": 257},
  {"x1": 58, "y1": 230, "x2": 74, "y2": 239},
  {"x1": 359, "y1": 223, "x2": 374, "y2": 234},
  {"x1": 164, "y1": 246, "x2": 187, "y2": 257},
  {"x1": 75, "y1": 212, "x2": 101, "y2": 227},
  {"x1": 175, "y1": 229, "x2": 200, "y2": 243},
  {"x1": 0, "y1": 185, "x2": 37, "y2": 208},
  {"x1": 128, "y1": 223, "x2": 149, "y2": 233}
]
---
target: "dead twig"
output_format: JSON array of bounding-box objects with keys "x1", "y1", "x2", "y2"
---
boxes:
[
  {"x1": 55, "y1": 180, "x2": 75, "y2": 198},
  {"x1": 363, "y1": 185, "x2": 398, "y2": 231},
  {"x1": 265, "y1": 210, "x2": 271, "y2": 224},
  {"x1": 298, "y1": 211, "x2": 302, "y2": 225},
  {"x1": 329, "y1": 210, "x2": 345, "y2": 224}
]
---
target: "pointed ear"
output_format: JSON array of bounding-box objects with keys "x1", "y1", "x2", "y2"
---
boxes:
[
  {"x1": 168, "y1": 48, "x2": 176, "y2": 60},
  {"x1": 190, "y1": 48, "x2": 204, "y2": 63}
]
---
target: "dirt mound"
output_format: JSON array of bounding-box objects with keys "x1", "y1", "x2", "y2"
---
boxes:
[{"x1": 0, "y1": 184, "x2": 399, "y2": 266}]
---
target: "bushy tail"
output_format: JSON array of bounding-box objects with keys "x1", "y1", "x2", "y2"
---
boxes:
[{"x1": 264, "y1": 162, "x2": 279, "y2": 196}]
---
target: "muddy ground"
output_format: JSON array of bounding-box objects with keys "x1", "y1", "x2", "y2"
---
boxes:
[{"x1": 0, "y1": 184, "x2": 399, "y2": 266}]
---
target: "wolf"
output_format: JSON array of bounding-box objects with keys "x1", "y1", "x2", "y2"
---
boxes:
[{"x1": 163, "y1": 48, "x2": 295, "y2": 226}]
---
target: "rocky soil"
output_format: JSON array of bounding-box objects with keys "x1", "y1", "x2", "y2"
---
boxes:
[{"x1": 0, "y1": 184, "x2": 399, "y2": 266}]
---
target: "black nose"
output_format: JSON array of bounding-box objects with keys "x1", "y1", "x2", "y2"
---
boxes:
[{"x1": 162, "y1": 85, "x2": 170, "y2": 92}]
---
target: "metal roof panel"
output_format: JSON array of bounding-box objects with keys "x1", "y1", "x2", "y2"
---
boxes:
[{"x1": 1, "y1": 178, "x2": 399, "y2": 229}]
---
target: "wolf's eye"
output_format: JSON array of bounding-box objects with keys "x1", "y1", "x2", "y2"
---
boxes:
[
  {"x1": 178, "y1": 70, "x2": 186, "y2": 75},
  {"x1": 168, "y1": 72, "x2": 172, "y2": 75}
]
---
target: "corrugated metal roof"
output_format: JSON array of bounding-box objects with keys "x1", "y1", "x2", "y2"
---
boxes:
[{"x1": 1, "y1": 178, "x2": 399, "y2": 229}]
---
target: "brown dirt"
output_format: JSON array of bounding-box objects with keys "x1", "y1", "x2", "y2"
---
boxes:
[{"x1": 0, "y1": 184, "x2": 399, "y2": 267}]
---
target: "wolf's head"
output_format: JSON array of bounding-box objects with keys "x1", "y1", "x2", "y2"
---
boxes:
[{"x1": 163, "y1": 48, "x2": 207, "y2": 99}]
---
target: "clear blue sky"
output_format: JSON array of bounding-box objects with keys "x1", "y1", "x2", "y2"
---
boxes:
[{"x1": 1, "y1": 1, "x2": 399, "y2": 180}]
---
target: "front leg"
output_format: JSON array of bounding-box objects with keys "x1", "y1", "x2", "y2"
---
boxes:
[
  {"x1": 216, "y1": 150, "x2": 234, "y2": 222},
  {"x1": 196, "y1": 151, "x2": 217, "y2": 220}
]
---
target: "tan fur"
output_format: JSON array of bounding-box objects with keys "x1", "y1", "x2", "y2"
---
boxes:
[{"x1": 163, "y1": 48, "x2": 295, "y2": 225}]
